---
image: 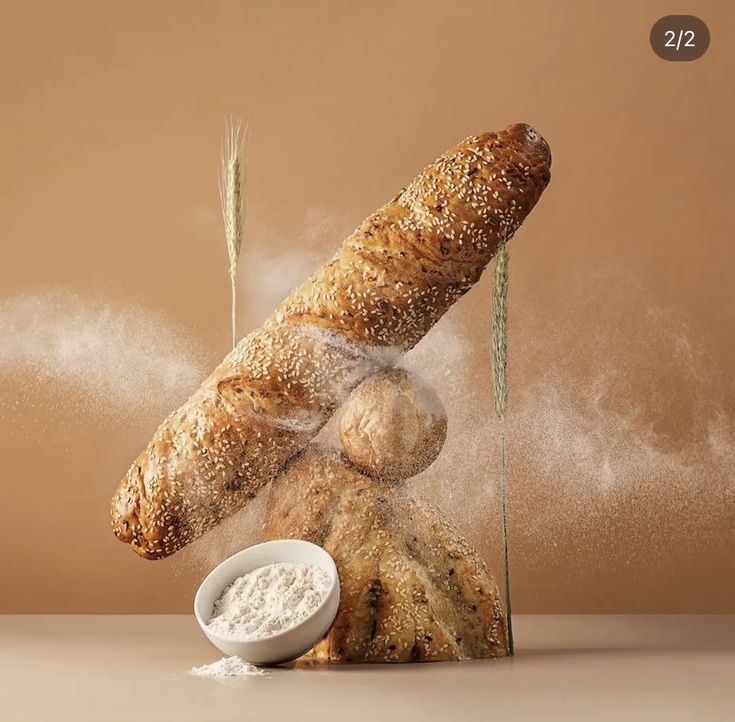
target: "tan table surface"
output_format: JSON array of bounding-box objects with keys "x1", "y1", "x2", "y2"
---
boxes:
[{"x1": 1, "y1": 615, "x2": 733, "y2": 721}]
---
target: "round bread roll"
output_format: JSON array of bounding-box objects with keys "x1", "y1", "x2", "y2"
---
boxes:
[{"x1": 339, "y1": 369, "x2": 447, "y2": 480}]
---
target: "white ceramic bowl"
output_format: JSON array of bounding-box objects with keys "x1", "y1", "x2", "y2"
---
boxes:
[{"x1": 194, "y1": 539, "x2": 340, "y2": 665}]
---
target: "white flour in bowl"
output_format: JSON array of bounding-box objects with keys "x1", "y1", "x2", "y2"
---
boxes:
[{"x1": 206, "y1": 562, "x2": 331, "y2": 639}]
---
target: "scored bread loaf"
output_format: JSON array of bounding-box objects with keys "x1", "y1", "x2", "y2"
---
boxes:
[
  {"x1": 265, "y1": 447, "x2": 508, "y2": 662},
  {"x1": 111, "y1": 123, "x2": 551, "y2": 559}
]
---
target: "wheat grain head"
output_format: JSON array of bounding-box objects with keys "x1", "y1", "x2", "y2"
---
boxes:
[
  {"x1": 219, "y1": 118, "x2": 248, "y2": 277},
  {"x1": 492, "y1": 244, "x2": 509, "y2": 419}
]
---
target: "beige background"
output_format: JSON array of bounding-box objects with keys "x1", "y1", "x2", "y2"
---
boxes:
[{"x1": 0, "y1": 0, "x2": 732, "y2": 613}]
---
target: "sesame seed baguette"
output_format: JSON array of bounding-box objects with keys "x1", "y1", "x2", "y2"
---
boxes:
[{"x1": 111, "y1": 123, "x2": 551, "y2": 559}]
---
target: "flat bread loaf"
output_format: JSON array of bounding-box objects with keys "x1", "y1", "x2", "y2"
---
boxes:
[{"x1": 266, "y1": 447, "x2": 508, "y2": 663}]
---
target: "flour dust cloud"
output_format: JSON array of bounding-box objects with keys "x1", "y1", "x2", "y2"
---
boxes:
[
  {"x1": 401, "y1": 265, "x2": 734, "y2": 586},
  {"x1": 0, "y1": 289, "x2": 208, "y2": 423}
]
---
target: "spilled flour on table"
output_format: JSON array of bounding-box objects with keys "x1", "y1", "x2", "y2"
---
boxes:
[{"x1": 191, "y1": 656, "x2": 264, "y2": 678}]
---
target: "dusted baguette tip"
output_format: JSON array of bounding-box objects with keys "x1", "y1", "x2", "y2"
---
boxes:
[
  {"x1": 495, "y1": 123, "x2": 551, "y2": 187},
  {"x1": 111, "y1": 476, "x2": 166, "y2": 559},
  {"x1": 111, "y1": 489, "x2": 138, "y2": 544},
  {"x1": 111, "y1": 124, "x2": 552, "y2": 559},
  {"x1": 132, "y1": 543, "x2": 165, "y2": 561},
  {"x1": 113, "y1": 515, "x2": 166, "y2": 560},
  {"x1": 505, "y1": 122, "x2": 550, "y2": 157}
]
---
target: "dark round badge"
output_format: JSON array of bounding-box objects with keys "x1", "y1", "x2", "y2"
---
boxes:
[{"x1": 650, "y1": 16, "x2": 710, "y2": 61}]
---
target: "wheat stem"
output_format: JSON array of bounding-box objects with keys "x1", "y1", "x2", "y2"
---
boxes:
[
  {"x1": 491, "y1": 243, "x2": 513, "y2": 655},
  {"x1": 230, "y1": 272, "x2": 237, "y2": 350},
  {"x1": 219, "y1": 118, "x2": 248, "y2": 349}
]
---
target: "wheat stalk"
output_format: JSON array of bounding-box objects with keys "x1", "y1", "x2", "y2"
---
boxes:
[
  {"x1": 491, "y1": 243, "x2": 514, "y2": 655},
  {"x1": 492, "y1": 245, "x2": 509, "y2": 419},
  {"x1": 219, "y1": 118, "x2": 248, "y2": 349}
]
